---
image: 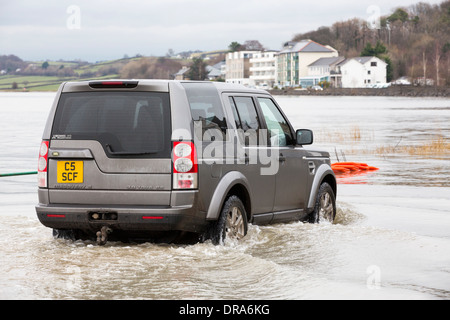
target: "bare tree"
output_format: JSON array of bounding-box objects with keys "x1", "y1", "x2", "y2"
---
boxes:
[
  {"x1": 423, "y1": 51, "x2": 427, "y2": 83},
  {"x1": 243, "y1": 40, "x2": 265, "y2": 51},
  {"x1": 435, "y1": 41, "x2": 441, "y2": 86}
]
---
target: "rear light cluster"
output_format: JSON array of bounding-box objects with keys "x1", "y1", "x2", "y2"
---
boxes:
[
  {"x1": 38, "y1": 140, "x2": 49, "y2": 188},
  {"x1": 172, "y1": 141, "x2": 198, "y2": 189}
]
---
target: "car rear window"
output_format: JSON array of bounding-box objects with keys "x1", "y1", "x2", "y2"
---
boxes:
[{"x1": 51, "y1": 91, "x2": 171, "y2": 158}]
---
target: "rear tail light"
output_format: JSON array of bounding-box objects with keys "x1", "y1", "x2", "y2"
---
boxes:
[
  {"x1": 172, "y1": 141, "x2": 198, "y2": 189},
  {"x1": 38, "y1": 140, "x2": 49, "y2": 188}
]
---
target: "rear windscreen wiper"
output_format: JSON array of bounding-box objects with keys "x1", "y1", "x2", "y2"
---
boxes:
[{"x1": 105, "y1": 144, "x2": 158, "y2": 156}]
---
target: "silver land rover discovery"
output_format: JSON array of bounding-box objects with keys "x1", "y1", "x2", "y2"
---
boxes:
[{"x1": 36, "y1": 80, "x2": 336, "y2": 245}]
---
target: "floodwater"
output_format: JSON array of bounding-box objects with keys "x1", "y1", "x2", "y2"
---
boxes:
[{"x1": 0, "y1": 92, "x2": 449, "y2": 300}]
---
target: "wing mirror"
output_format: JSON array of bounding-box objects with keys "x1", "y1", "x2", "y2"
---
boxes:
[{"x1": 296, "y1": 129, "x2": 313, "y2": 145}]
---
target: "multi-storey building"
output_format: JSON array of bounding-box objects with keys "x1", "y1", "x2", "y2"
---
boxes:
[
  {"x1": 249, "y1": 50, "x2": 278, "y2": 89},
  {"x1": 225, "y1": 50, "x2": 259, "y2": 86},
  {"x1": 276, "y1": 40, "x2": 338, "y2": 87}
]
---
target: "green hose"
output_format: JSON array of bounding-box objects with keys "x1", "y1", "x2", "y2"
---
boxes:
[{"x1": 0, "y1": 171, "x2": 37, "y2": 177}]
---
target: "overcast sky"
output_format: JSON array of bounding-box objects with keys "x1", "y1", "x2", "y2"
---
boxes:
[{"x1": 0, "y1": 0, "x2": 445, "y2": 62}]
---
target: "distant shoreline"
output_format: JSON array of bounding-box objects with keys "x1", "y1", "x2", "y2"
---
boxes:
[
  {"x1": 270, "y1": 86, "x2": 449, "y2": 98},
  {"x1": 1, "y1": 84, "x2": 449, "y2": 98}
]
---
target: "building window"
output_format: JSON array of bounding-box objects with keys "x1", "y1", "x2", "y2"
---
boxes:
[{"x1": 371, "y1": 62, "x2": 377, "y2": 67}]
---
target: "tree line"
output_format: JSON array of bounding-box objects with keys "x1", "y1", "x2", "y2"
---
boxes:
[
  {"x1": 292, "y1": 0, "x2": 450, "y2": 85},
  {"x1": 0, "y1": 55, "x2": 80, "y2": 77}
]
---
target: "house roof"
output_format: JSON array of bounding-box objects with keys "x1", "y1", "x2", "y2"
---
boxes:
[
  {"x1": 352, "y1": 57, "x2": 374, "y2": 64},
  {"x1": 212, "y1": 61, "x2": 225, "y2": 69},
  {"x1": 206, "y1": 65, "x2": 221, "y2": 77},
  {"x1": 308, "y1": 56, "x2": 345, "y2": 67},
  {"x1": 174, "y1": 66, "x2": 190, "y2": 76},
  {"x1": 278, "y1": 40, "x2": 335, "y2": 55},
  {"x1": 338, "y1": 56, "x2": 387, "y2": 66}
]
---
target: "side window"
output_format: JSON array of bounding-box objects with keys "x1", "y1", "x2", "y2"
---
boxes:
[
  {"x1": 229, "y1": 97, "x2": 242, "y2": 130},
  {"x1": 182, "y1": 82, "x2": 227, "y2": 141},
  {"x1": 257, "y1": 97, "x2": 294, "y2": 146},
  {"x1": 230, "y1": 96, "x2": 263, "y2": 146}
]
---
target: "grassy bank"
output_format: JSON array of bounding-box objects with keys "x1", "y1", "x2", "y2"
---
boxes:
[
  {"x1": 316, "y1": 125, "x2": 449, "y2": 159},
  {"x1": 270, "y1": 86, "x2": 450, "y2": 97},
  {"x1": 376, "y1": 136, "x2": 450, "y2": 157},
  {"x1": 0, "y1": 74, "x2": 118, "y2": 92}
]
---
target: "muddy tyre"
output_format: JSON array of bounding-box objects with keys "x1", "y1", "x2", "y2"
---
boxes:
[
  {"x1": 207, "y1": 195, "x2": 248, "y2": 245},
  {"x1": 308, "y1": 182, "x2": 336, "y2": 224}
]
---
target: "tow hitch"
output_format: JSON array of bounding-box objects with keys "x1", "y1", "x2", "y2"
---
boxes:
[{"x1": 96, "y1": 226, "x2": 112, "y2": 245}]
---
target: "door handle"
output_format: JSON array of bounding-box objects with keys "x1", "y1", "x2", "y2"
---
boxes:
[
  {"x1": 308, "y1": 161, "x2": 316, "y2": 174},
  {"x1": 244, "y1": 153, "x2": 249, "y2": 165}
]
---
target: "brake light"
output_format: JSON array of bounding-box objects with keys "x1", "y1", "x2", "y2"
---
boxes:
[
  {"x1": 38, "y1": 140, "x2": 49, "y2": 188},
  {"x1": 88, "y1": 81, "x2": 138, "y2": 88},
  {"x1": 172, "y1": 141, "x2": 198, "y2": 189}
]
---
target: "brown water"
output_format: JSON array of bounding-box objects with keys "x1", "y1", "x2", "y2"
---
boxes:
[{"x1": 0, "y1": 92, "x2": 449, "y2": 300}]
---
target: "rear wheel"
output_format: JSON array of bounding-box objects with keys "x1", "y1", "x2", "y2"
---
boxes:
[
  {"x1": 53, "y1": 228, "x2": 77, "y2": 240},
  {"x1": 308, "y1": 182, "x2": 336, "y2": 223},
  {"x1": 53, "y1": 228, "x2": 94, "y2": 241},
  {"x1": 207, "y1": 195, "x2": 248, "y2": 245}
]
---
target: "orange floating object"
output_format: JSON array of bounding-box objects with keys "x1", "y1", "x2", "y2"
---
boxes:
[{"x1": 331, "y1": 162, "x2": 379, "y2": 175}]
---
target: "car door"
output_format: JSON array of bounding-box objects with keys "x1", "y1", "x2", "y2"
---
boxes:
[
  {"x1": 226, "y1": 94, "x2": 275, "y2": 222},
  {"x1": 256, "y1": 96, "x2": 309, "y2": 218}
]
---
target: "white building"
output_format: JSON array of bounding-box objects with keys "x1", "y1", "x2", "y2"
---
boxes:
[
  {"x1": 338, "y1": 56, "x2": 387, "y2": 88},
  {"x1": 225, "y1": 51, "x2": 259, "y2": 86},
  {"x1": 306, "y1": 56, "x2": 345, "y2": 88},
  {"x1": 249, "y1": 51, "x2": 277, "y2": 89}
]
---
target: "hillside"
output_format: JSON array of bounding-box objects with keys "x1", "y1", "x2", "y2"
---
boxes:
[
  {"x1": 293, "y1": 0, "x2": 450, "y2": 85},
  {"x1": 0, "y1": 55, "x2": 187, "y2": 91},
  {"x1": 0, "y1": 56, "x2": 127, "y2": 91}
]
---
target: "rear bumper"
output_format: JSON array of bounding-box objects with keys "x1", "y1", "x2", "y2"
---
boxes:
[
  {"x1": 36, "y1": 188, "x2": 207, "y2": 234},
  {"x1": 36, "y1": 202, "x2": 207, "y2": 235}
]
